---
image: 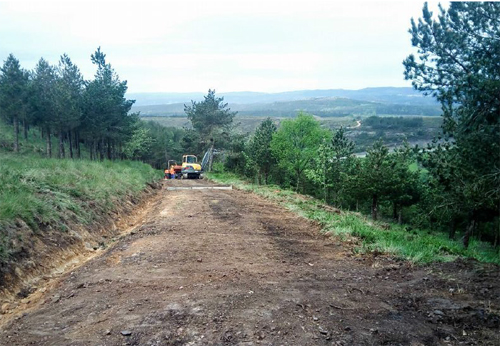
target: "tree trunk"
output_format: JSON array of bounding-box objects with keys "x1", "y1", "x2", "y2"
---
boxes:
[
  {"x1": 46, "y1": 127, "x2": 52, "y2": 158},
  {"x1": 68, "y1": 131, "x2": 73, "y2": 159},
  {"x1": 76, "y1": 132, "x2": 81, "y2": 159},
  {"x1": 296, "y1": 169, "x2": 301, "y2": 192},
  {"x1": 23, "y1": 120, "x2": 28, "y2": 140},
  {"x1": 393, "y1": 202, "x2": 398, "y2": 221},
  {"x1": 99, "y1": 138, "x2": 104, "y2": 161},
  {"x1": 58, "y1": 130, "x2": 65, "y2": 159},
  {"x1": 13, "y1": 115, "x2": 19, "y2": 153},
  {"x1": 494, "y1": 226, "x2": 499, "y2": 248},
  {"x1": 398, "y1": 209, "x2": 402, "y2": 225},
  {"x1": 323, "y1": 167, "x2": 327, "y2": 203},
  {"x1": 448, "y1": 218, "x2": 456, "y2": 240},
  {"x1": 463, "y1": 218, "x2": 476, "y2": 249},
  {"x1": 371, "y1": 194, "x2": 378, "y2": 221},
  {"x1": 107, "y1": 137, "x2": 112, "y2": 160}
]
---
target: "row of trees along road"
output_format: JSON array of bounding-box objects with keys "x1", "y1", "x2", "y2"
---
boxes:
[
  {"x1": 0, "y1": 48, "x2": 173, "y2": 164},
  {"x1": 221, "y1": 2, "x2": 499, "y2": 249}
]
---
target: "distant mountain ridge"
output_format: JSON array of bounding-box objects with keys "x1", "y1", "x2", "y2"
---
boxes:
[
  {"x1": 128, "y1": 87, "x2": 438, "y2": 107},
  {"x1": 133, "y1": 97, "x2": 441, "y2": 118}
]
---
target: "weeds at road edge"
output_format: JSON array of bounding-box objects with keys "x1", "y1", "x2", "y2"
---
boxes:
[{"x1": 207, "y1": 172, "x2": 499, "y2": 265}]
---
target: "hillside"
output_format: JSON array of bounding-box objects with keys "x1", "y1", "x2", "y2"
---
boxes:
[
  {"x1": 133, "y1": 96, "x2": 441, "y2": 118},
  {"x1": 128, "y1": 86, "x2": 439, "y2": 106},
  {"x1": 0, "y1": 123, "x2": 161, "y2": 298}
]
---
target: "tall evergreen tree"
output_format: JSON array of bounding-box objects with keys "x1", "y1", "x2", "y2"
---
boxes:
[
  {"x1": 386, "y1": 141, "x2": 420, "y2": 224},
  {"x1": 55, "y1": 54, "x2": 83, "y2": 159},
  {"x1": 32, "y1": 58, "x2": 58, "y2": 158},
  {"x1": 82, "y1": 47, "x2": 135, "y2": 160},
  {"x1": 403, "y1": 2, "x2": 500, "y2": 247},
  {"x1": 184, "y1": 89, "x2": 236, "y2": 152},
  {"x1": 358, "y1": 140, "x2": 393, "y2": 220},
  {"x1": 0, "y1": 54, "x2": 28, "y2": 152},
  {"x1": 249, "y1": 118, "x2": 277, "y2": 184}
]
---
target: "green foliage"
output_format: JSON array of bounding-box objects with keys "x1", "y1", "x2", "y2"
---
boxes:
[
  {"x1": 53, "y1": 54, "x2": 83, "y2": 151},
  {"x1": 123, "y1": 124, "x2": 154, "y2": 160},
  {"x1": 140, "y1": 120, "x2": 186, "y2": 169},
  {"x1": 0, "y1": 54, "x2": 29, "y2": 152},
  {"x1": 404, "y1": 2, "x2": 500, "y2": 247},
  {"x1": 82, "y1": 47, "x2": 136, "y2": 160},
  {"x1": 355, "y1": 140, "x2": 394, "y2": 220},
  {"x1": 307, "y1": 127, "x2": 355, "y2": 206},
  {"x1": 248, "y1": 118, "x2": 277, "y2": 184},
  {"x1": 0, "y1": 151, "x2": 160, "y2": 260},
  {"x1": 386, "y1": 141, "x2": 421, "y2": 223},
  {"x1": 184, "y1": 89, "x2": 237, "y2": 150},
  {"x1": 0, "y1": 48, "x2": 173, "y2": 165},
  {"x1": 207, "y1": 172, "x2": 500, "y2": 265},
  {"x1": 270, "y1": 113, "x2": 330, "y2": 191},
  {"x1": 0, "y1": 54, "x2": 27, "y2": 124},
  {"x1": 364, "y1": 116, "x2": 423, "y2": 129}
]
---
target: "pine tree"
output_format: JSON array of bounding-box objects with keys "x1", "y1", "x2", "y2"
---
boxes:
[
  {"x1": 249, "y1": 118, "x2": 277, "y2": 184},
  {"x1": 0, "y1": 54, "x2": 29, "y2": 152},
  {"x1": 358, "y1": 140, "x2": 393, "y2": 220},
  {"x1": 184, "y1": 89, "x2": 236, "y2": 165},
  {"x1": 32, "y1": 58, "x2": 58, "y2": 158},
  {"x1": 403, "y1": 2, "x2": 500, "y2": 247},
  {"x1": 54, "y1": 54, "x2": 83, "y2": 159}
]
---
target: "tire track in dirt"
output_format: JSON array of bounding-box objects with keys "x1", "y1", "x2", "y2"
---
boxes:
[{"x1": 0, "y1": 179, "x2": 498, "y2": 345}]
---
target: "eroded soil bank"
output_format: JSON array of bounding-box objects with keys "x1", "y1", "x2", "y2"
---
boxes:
[
  {"x1": 0, "y1": 179, "x2": 498, "y2": 345},
  {"x1": 0, "y1": 182, "x2": 161, "y2": 302}
]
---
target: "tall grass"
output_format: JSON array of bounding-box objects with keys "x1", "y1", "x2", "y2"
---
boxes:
[
  {"x1": 0, "y1": 152, "x2": 161, "y2": 259},
  {"x1": 208, "y1": 172, "x2": 499, "y2": 265}
]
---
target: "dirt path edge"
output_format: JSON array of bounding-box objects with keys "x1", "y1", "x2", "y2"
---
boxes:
[{"x1": 0, "y1": 180, "x2": 164, "y2": 321}]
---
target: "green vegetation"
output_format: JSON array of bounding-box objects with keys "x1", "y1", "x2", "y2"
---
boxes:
[
  {"x1": 0, "y1": 48, "x2": 188, "y2": 169},
  {"x1": 143, "y1": 114, "x2": 441, "y2": 154},
  {"x1": 0, "y1": 153, "x2": 159, "y2": 228},
  {"x1": 0, "y1": 151, "x2": 159, "y2": 260},
  {"x1": 0, "y1": 119, "x2": 161, "y2": 257},
  {"x1": 404, "y1": 2, "x2": 500, "y2": 248},
  {"x1": 208, "y1": 172, "x2": 499, "y2": 265},
  {"x1": 270, "y1": 113, "x2": 330, "y2": 192},
  {"x1": 133, "y1": 95, "x2": 441, "y2": 118},
  {"x1": 210, "y1": 3, "x2": 499, "y2": 261}
]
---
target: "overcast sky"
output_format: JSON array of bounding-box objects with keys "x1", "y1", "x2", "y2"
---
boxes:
[{"x1": 0, "y1": 0, "x2": 443, "y2": 93}]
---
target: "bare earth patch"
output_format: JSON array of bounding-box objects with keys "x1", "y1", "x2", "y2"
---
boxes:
[{"x1": 0, "y1": 179, "x2": 498, "y2": 345}]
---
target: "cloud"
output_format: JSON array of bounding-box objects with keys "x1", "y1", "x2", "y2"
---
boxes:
[{"x1": 0, "y1": 0, "x2": 444, "y2": 92}]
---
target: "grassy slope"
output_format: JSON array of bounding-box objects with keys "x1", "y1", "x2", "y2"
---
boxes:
[
  {"x1": 208, "y1": 172, "x2": 499, "y2": 265},
  {"x1": 0, "y1": 123, "x2": 161, "y2": 261}
]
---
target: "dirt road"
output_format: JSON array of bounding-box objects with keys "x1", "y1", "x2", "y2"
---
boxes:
[{"x1": 0, "y1": 180, "x2": 498, "y2": 345}]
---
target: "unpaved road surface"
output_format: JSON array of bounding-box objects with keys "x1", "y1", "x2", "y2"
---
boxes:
[{"x1": 1, "y1": 180, "x2": 498, "y2": 345}]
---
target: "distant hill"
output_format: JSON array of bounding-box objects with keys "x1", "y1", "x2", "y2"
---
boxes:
[
  {"x1": 128, "y1": 87, "x2": 438, "y2": 107},
  {"x1": 132, "y1": 95, "x2": 441, "y2": 118}
]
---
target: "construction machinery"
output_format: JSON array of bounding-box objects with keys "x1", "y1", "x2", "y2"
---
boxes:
[
  {"x1": 180, "y1": 154, "x2": 203, "y2": 179},
  {"x1": 166, "y1": 160, "x2": 182, "y2": 179}
]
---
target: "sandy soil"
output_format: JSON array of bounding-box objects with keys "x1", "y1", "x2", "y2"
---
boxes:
[{"x1": 0, "y1": 179, "x2": 498, "y2": 345}]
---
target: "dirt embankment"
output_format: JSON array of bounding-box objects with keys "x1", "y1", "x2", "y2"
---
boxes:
[
  {"x1": 0, "y1": 182, "x2": 162, "y2": 302},
  {"x1": 0, "y1": 179, "x2": 498, "y2": 345}
]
